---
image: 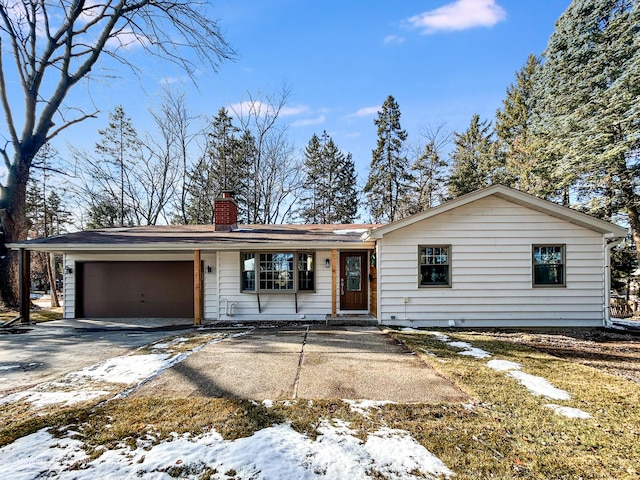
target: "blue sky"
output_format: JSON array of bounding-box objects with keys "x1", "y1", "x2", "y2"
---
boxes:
[{"x1": 6, "y1": 0, "x2": 572, "y2": 184}]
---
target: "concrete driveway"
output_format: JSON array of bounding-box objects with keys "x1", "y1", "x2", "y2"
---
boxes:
[{"x1": 132, "y1": 326, "x2": 468, "y2": 402}]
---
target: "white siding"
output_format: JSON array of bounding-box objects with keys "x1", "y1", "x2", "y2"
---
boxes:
[
  {"x1": 62, "y1": 257, "x2": 75, "y2": 319},
  {"x1": 216, "y1": 250, "x2": 333, "y2": 321},
  {"x1": 203, "y1": 253, "x2": 218, "y2": 320},
  {"x1": 377, "y1": 196, "x2": 607, "y2": 327}
]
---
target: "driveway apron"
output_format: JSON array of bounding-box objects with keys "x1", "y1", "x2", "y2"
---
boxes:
[{"x1": 132, "y1": 326, "x2": 467, "y2": 402}]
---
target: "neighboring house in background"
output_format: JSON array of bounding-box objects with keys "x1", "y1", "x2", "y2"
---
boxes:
[{"x1": 10, "y1": 185, "x2": 628, "y2": 327}]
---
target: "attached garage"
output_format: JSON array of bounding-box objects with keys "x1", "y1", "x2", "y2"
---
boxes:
[{"x1": 76, "y1": 261, "x2": 194, "y2": 318}]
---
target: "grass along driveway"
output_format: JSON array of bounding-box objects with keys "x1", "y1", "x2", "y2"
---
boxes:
[{"x1": 0, "y1": 327, "x2": 639, "y2": 479}]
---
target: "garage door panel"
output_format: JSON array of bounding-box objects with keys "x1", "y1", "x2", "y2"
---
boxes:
[{"x1": 78, "y1": 261, "x2": 194, "y2": 318}]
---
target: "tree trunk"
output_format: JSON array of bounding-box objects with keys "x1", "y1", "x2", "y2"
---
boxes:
[
  {"x1": 0, "y1": 154, "x2": 33, "y2": 308},
  {"x1": 48, "y1": 253, "x2": 60, "y2": 308},
  {"x1": 627, "y1": 204, "x2": 640, "y2": 267}
]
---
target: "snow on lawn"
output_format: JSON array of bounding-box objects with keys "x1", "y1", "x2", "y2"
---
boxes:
[
  {"x1": 486, "y1": 359, "x2": 522, "y2": 372},
  {"x1": 507, "y1": 371, "x2": 571, "y2": 401},
  {"x1": 405, "y1": 331, "x2": 587, "y2": 417},
  {"x1": 343, "y1": 399, "x2": 397, "y2": 416},
  {"x1": 544, "y1": 404, "x2": 592, "y2": 419},
  {"x1": 1, "y1": 421, "x2": 453, "y2": 480},
  {"x1": 485, "y1": 358, "x2": 571, "y2": 400},
  {"x1": 611, "y1": 318, "x2": 640, "y2": 330},
  {"x1": 447, "y1": 341, "x2": 491, "y2": 359}
]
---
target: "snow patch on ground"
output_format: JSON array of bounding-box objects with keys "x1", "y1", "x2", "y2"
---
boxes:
[
  {"x1": 2, "y1": 387, "x2": 111, "y2": 408},
  {"x1": 71, "y1": 353, "x2": 176, "y2": 384},
  {"x1": 343, "y1": 399, "x2": 396, "y2": 416},
  {"x1": 424, "y1": 331, "x2": 451, "y2": 343},
  {"x1": 611, "y1": 318, "x2": 640, "y2": 329},
  {"x1": 544, "y1": 404, "x2": 592, "y2": 418},
  {"x1": 403, "y1": 330, "x2": 587, "y2": 417},
  {"x1": 1, "y1": 332, "x2": 246, "y2": 408},
  {"x1": 0, "y1": 422, "x2": 453, "y2": 480},
  {"x1": 486, "y1": 359, "x2": 522, "y2": 371},
  {"x1": 508, "y1": 371, "x2": 571, "y2": 400},
  {"x1": 0, "y1": 364, "x2": 21, "y2": 371},
  {"x1": 447, "y1": 341, "x2": 491, "y2": 359}
]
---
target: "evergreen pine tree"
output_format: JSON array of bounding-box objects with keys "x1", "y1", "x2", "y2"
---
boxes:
[
  {"x1": 532, "y1": 0, "x2": 640, "y2": 253},
  {"x1": 94, "y1": 105, "x2": 141, "y2": 226},
  {"x1": 410, "y1": 140, "x2": 448, "y2": 212},
  {"x1": 334, "y1": 152, "x2": 359, "y2": 223},
  {"x1": 233, "y1": 130, "x2": 258, "y2": 223},
  {"x1": 364, "y1": 95, "x2": 413, "y2": 222},
  {"x1": 300, "y1": 132, "x2": 359, "y2": 224},
  {"x1": 495, "y1": 54, "x2": 555, "y2": 195},
  {"x1": 300, "y1": 134, "x2": 323, "y2": 223},
  {"x1": 447, "y1": 114, "x2": 498, "y2": 198},
  {"x1": 184, "y1": 108, "x2": 254, "y2": 224}
]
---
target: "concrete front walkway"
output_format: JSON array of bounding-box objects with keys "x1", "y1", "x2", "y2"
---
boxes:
[{"x1": 132, "y1": 326, "x2": 468, "y2": 402}]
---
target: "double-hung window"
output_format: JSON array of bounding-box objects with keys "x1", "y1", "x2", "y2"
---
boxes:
[
  {"x1": 419, "y1": 245, "x2": 451, "y2": 287},
  {"x1": 241, "y1": 252, "x2": 315, "y2": 292},
  {"x1": 532, "y1": 245, "x2": 565, "y2": 287}
]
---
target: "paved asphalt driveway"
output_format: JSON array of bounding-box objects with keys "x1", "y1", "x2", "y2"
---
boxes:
[
  {"x1": 132, "y1": 326, "x2": 468, "y2": 402},
  {"x1": 0, "y1": 320, "x2": 189, "y2": 395}
]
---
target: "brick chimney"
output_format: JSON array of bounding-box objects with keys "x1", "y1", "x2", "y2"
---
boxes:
[{"x1": 214, "y1": 190, "x2": 238, "y2": 232}]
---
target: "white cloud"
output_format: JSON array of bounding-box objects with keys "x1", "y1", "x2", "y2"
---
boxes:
[
  {"x1": 280, "y1": 105, "x2": 310, "y2": 117},
  {"x1": 291, "y1": 115, "x2": 326, "y2": 127},
  {"x1": 227, "y1": 101, "x2": 309, "y2": 119},
  {"x1": 383, "y1": 34, "x2": 405, "y2": 45},
  {"x1": 347, "y1": 106, "x2": 380, "y2": 118},
  {"x1": 407, "y1": 0, "x2": 507, "y2": 34}
]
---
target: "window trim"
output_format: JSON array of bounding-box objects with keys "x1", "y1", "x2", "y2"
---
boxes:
[
  {"x1": 418, "y1": 244, "x2": 452, "y2": 288},
  {"x1": 532, "y1": 244, "x2": 566, "y2": 288},
  {"x1": 240, "y1": 251, "x2": 316, "y2": 293}
]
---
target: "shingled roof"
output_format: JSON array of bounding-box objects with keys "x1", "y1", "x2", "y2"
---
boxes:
[{"x1": 11, "y1": 224, "x2": 380, "y2": 252}]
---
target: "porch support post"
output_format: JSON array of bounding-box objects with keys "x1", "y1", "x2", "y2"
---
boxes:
[
  {"x1": 19, "y1": 248, "x2": 30, "y2": 324},
  {"x1": 331, "y1": 249, "x2": 337, "y2": 318},
  {"x1": 194, "y1": 249, "x2": 202, "y2": 325}
]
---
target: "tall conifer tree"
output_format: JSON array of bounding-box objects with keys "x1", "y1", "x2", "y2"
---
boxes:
[
  {"x1": 94, "y1": 106, "x2": 141, "y2": 226},
  {"x1": 364, "y1": 95, "x2": 413, "y2": 222},
  {"x1": 300, "y1": 131, "x2": 358, "y2": 224},
  {"x1": 495, "y1": 54, "x2": 556, "y2": 196},
  {"x1": 410, "y1": 140, "x2": 448, "y2": 212},
  {"x1": 532, "y1": 0, "x2": 640, "y2": 254},
  {"x1": 185, "y1": 108, "x2": 253, "y2": 224},
  {"x1": 447, "y1": 115, "x2": 498, "y2": 198}
]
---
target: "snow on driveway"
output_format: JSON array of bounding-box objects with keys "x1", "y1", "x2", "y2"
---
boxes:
[
  {"x1": 1, "y1": 329, "x2": 454, "y2": 479},
  {"x1": 0, "y1": 332, "x2": 245, "y2": 408}
]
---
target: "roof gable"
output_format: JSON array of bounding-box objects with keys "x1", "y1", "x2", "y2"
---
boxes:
[{"x1": 368, "y1": 185, "x2": 628, "y2": 239}]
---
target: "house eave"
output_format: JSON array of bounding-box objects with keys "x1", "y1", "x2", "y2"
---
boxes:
[{"x1": 7, "y1": 240, "x2": 376, "y2": 254}]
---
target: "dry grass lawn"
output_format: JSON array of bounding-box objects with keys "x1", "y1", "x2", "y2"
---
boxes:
[{"x1": 1, "y1": 327, "x2": 639, "y2": 479}]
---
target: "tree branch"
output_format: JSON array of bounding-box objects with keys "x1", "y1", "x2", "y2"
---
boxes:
[{"x1": 0, "y1": 39, "x2": 19, "y2": 151}]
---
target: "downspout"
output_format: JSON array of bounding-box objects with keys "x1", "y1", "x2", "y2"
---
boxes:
[{"x1": 603, "y1": 237, "x2": 619, "y2": 328}]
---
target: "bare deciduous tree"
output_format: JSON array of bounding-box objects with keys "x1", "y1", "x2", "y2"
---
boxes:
[
  {"x1": 0, "y1": 0, "x2": 233, "y2": 305},
  {"x1": 230, "y1": 86, "x2": 302, "y2": 224}
]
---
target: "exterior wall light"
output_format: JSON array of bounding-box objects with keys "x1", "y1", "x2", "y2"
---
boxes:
[{"x1": 325, "y1": 258, "x2": 331, "y2": 269}]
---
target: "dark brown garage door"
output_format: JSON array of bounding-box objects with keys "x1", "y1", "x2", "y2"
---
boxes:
[{"x1": 77, "y1": 261, "x2": 194, "y2": 318}]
